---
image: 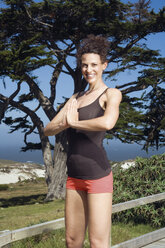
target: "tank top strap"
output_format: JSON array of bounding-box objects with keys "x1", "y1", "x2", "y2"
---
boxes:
[
  {"x1": 76, "y1": 88, "x2": 109, "y2": 100},
  {"x1": 76, "y1": 91, "x2": 85, "y2": 99},
  {"x1": 98, "y1": 87, "x2": 109, "y2": 99}
]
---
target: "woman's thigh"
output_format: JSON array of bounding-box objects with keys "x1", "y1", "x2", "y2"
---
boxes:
[
  {"x1": 87, "y1": 193, "x2": 112, "y2": 247},
  {"x1": 65, "y1": 189, "x2": 88, "y2": 244}
]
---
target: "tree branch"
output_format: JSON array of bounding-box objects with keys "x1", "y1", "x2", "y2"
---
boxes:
[
  {"x1": 24, "y1": 124, "x2": 36, "y2": 145},
  {"x1": 63, "y1": 60, "x2": 76, "y2": 80},
  {"x1": 0, "y1": 92, "x2": 51, "y2": 154},
  {"x1": 0, "y1": 81, "x2": 22, "y2": 122},
  {"x1": 121, "y1": 82, "x2": 149, "y2": 94},
  {"x1": 0, "y1": 93, "x2": 42, "y2": 127},
  {"x1": 49, "y1": 62, "x2": 63, "y2": 105},
  {"x1": 116, "y1": 81, "x2": 138, "y2": 89},
  {"x1": 23, "y1": 73, "x2": 56, "y2": 119},
  {"x1": 25, "y1": 6, "x2": 53, "y2": 28}
]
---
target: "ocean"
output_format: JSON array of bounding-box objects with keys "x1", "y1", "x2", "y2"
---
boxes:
[{"x1": 0, "y1": 140, "x2": 164, "y2": 164}]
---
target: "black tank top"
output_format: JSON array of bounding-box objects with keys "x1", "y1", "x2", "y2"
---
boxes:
[{"x1": 66, "y1": 88, "x2": 111, "y2": 180}]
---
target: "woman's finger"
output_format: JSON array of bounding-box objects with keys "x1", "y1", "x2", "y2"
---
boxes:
[{"x1": 72, "y1": 99, "x2": 78, "y2": 112}]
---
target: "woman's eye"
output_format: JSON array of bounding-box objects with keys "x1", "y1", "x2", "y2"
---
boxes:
[{"x1": 82, "y1": 64, "x2": 87, "y2": 68}]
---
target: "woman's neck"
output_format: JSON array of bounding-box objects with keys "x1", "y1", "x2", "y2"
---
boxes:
[{"x1": 87, "y1": 81, "x2": 106, "y2": 93}]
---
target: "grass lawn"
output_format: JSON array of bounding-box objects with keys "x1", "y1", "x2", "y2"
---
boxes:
[
  {"x1": 6, "y1": 223, "x2": 156, "y2": 247},
  {"x1": 0, "y1": 178, "x2": 156, "y2": 247}
]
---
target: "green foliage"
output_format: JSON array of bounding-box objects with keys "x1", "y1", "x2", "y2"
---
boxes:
[
  {"x1": 3, "y1": 116, "x2": 32, "y2": 133},
  {"x1": 143, "y1": 86, "x2": 165, "y2": 150},
  {"x1": 0, "y1": 34, "x2": 55, "y2": 81},
  {"x1": 112, "y1": 153, "x2": 165, "y2": 227},
  {"x1": 0, "y1": 184, "x2": 9, "y2": 191}
]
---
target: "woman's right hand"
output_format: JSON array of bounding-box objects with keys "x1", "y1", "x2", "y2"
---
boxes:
[
  {"x1": 44, "y1": 94, "x2": 78, "y2": 136},
  {"x1": 59, "y1": 111, "x2": 69, "y2": 129}
]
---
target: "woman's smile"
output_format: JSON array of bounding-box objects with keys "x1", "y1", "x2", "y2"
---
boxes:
[{"x1": 86, "y1": 73, "x2": 96, "y2": 80}]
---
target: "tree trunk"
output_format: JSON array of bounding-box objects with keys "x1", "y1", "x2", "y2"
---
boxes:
[{"x1": 45, "y1": 131, "x2": 68, "y2": 200}]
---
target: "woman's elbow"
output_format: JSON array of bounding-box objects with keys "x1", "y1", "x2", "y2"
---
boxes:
[
  {"x1": 43, "y1": 123, "x2": 53, "y2": 136},
  {"x1": 43, "y1": 127, "x2": 49, "y2": 136},
  {"x1": 104, "y1": 113, "x2": 119, "y2": 131},
  {"x1": 43, "y1": 123, "x2": 63, "y2": 136},
  {"x1": 104, "y1": 120, "x2": 116, "y2": 131}
]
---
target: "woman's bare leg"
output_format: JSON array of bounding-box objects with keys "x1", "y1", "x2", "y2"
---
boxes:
[
  {"x1": 87, "y1": 193, "x2": 112, "y2": 248},
  {"x1": 65, "y1": 189, "x2": 88, "y2": 248}
]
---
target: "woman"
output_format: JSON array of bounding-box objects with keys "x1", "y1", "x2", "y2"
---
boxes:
[{"x1": 44, "y1": 35, "x2": 122, "y2": 248}]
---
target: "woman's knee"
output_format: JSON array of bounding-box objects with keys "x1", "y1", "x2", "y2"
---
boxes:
[
  {"x1": 89, "y1": 235, "x2": 110, "y2": 248},
  {"x1": 90, "y1": 239, "x2": 109, "y2": 248},
  {"x1": 66, "y1": 233, "x2": 84, "y2": 248}
]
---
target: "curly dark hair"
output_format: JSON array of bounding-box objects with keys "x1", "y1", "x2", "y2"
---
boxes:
[{"x1": 77, "y1": 34, "x2": 110, "y2": 67}]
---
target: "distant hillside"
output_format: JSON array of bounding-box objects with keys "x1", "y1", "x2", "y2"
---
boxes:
[
  {"x1": 0, "y1": 159, "x2": 45, "y2": 184},
  {"x1": 2, "y1": 155, "x2": 160, "y2": 185},
  {"x1": 0, "y1": 158, "x2": 138, "y2": 185}
]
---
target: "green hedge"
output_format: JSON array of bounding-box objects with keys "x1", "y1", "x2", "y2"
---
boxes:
[
  {"x1": 112, "y1": 153, "x2": 165, "y2": 227},
  {"x1": 0, "y1": 184, "x2": 9, "y2": 191}
]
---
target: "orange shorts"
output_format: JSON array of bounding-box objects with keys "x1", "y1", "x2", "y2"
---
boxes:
[{"x1": 66, "y1": 171, "x2": 113, "y2": 193}]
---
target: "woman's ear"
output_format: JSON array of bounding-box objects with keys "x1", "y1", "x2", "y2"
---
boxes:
[{"x1": 103, "y1": 61, "x2": 108, "y2": 70}]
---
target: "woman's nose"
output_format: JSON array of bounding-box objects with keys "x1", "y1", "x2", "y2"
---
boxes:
[{"x1": 87, "y1": 65, "x2": 92, "y2": 72}]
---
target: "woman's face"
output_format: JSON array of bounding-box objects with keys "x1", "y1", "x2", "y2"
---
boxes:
[{"x1": 81, "y1": 53, "x2": 107, "y2": 84}]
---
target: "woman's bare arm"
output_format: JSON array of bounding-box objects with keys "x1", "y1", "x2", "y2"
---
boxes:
[{"x1": 66, "y1": 88, "x2": 122, "y2": 131}]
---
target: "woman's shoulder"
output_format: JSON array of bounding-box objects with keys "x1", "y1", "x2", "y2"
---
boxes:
[
  {"x1": 106, "y1": 87, "x2": 121, "y2": 94},
  {"x1": 106, "y1": 88, "x2": 122, "y2": 102}
]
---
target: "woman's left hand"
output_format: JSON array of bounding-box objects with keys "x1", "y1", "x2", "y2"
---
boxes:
[{"x1": 66, "y1": 99, "x2": 79, "y2": 126}]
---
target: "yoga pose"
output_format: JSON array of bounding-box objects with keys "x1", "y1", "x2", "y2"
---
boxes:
[{"x1": 44, "y1": 35, "x2": 122, "y2": 248}]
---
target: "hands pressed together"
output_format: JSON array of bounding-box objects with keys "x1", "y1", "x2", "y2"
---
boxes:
[{"x1": 60, "y1": 99, "x2": 79, "y2": 129}]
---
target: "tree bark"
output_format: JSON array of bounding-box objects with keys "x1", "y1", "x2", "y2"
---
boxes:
[{"x1": 45, "y1": 131, "x2": 68, "y2": 200}]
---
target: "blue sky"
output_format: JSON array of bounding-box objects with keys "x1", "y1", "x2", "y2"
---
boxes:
[{"x1": 0, "y1": 0, "x2": 165, "y2": 163}]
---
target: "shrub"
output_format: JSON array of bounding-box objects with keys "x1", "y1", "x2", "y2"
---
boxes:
[
  {"x1": 112, "y1": 153, "x2": 165, "y2": 227},
  {"x1": 0, "y1": 184, "x2": 9, "y2": 191}
]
